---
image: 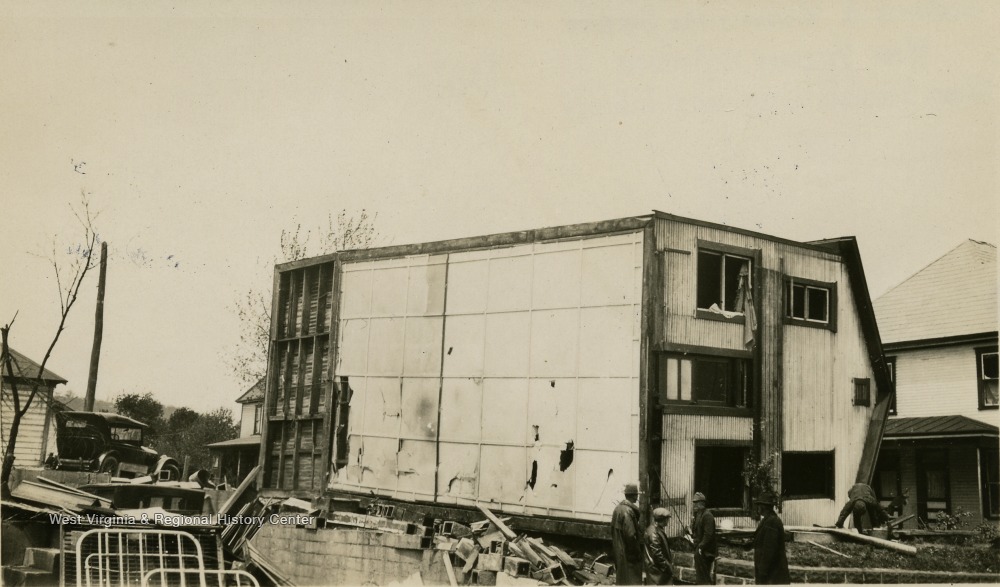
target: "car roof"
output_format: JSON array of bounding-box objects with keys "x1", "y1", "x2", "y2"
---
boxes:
[{"x1": 61, "y1": 411, "x2": 148, "y2": 428}]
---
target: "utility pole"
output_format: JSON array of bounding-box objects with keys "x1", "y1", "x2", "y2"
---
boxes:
[{"x1": 84, "y1": 241, "x2": 107, "y2": 412}]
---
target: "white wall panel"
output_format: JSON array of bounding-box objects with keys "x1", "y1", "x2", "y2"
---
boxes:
[
  {"x1": 407, "y1": 259, "x2": 447, "y2": 316},
  {"x1": 370, "y1": 266, "x2": 409, "y2": 317},
  {"x1": 577, "y1": 378, "x2": 632, "y2": 452},
  {"x1": 403, "y1": 317, "x2": 443, "y2": 376},
  {"x1": 446, "y1": 260, "x2": 489, "y2": 315},
  {"x1": 582, "y1": 244, "x2": 635, "y2": 307},
  {"x1": 400, "y1": 378, "x2": 440, "y2": 440},
  {"x1": 339, "y1": 270, "x2": 373, "y2": 319},
  {"x1": 579, "y1": 306, "x2": 634, "y2": 378},
  {"x1": 480, "y1": 444, "x2": 528, "y2": 504},
  {"x1": 337, "y1": 319, "x2": 370, "y2": 375},
  {"x1": 437, "y1": 443, "x2": 481, "y2": 502},
  {"x1": 527, "y1": 378, "x2": 578, "y2": 446},
  {"x1": 487, "y1": 255, "x2": 533, "y2": 312},
  {"x1": 366, "y1": 318, "x2": 405, "y2": 376},
  {"x1": 530, "y1": 309, "x2": 581, "y2": 377},
  {"x1": 484, "y1": 312, "x2": 531, "y2": 377},
  {"x1": 442, "y1": 314, "x2": 486, "y2": 377},
  {"x1": 361, "y1": 377, "x2": 400, "y2": 438},
  {"x1": 481, "y1": 379, "x2": 529, "y2": 445},
  {"x1": 532, "y1": 250, "x2": 582, "y2": 310},
  {"x1": 439, "y1": 378, "x2": 484, "y2": 443}
]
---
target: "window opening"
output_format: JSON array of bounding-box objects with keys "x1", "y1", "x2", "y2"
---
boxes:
[
  {"x1": 658, "y1": 354, "x2": 751, "y2": 408},
  {"x1": 853, "y1": 378, "x2": 871, "y2": 407},
  {"x1": 697, "y1": 250, "x2": 751, "y2": 313},
  {"x1": 785, "y1": 279, "x2": 833, "y2": 325},
  {"x1": 253, "y1": 404, "x2": 263, "y2": 435},
  {"x1": 694, "y1": 445, "x2": 749, "y2": 509},
  {"x1": 886, "y1": 357, "x2": 897, "y2": 415},
  {"x1": 782, "y1": 452, "x2": 835, "y2": 499},
  {"x1": 977, "y1": 348, "x2": 998, "y2": 409}
]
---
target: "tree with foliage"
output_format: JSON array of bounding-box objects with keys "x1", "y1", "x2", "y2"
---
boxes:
[
  {"x1": 1, "y1": 194, "x2": 101, "y2": 495},
  {"x1": 157, "y1": 407, "x2": 239, "y2": 473},
  {"x1": 228, "y1": 210, "x2": 379, "y2": 386},
  {"x1": 113, "y1": 391, "x2": 165, "y2": 441}
]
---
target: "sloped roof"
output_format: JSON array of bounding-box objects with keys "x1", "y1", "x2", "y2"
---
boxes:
[
  {"x1": 874, "y1": 240, "x2": 997, "y2": 344},
  {"x1": 235, "y1": 377, "x2": 265, "y2": 404},
  {"x1": 2, "y1": 347, "x2": 67, "y2": 385},
  {"x1": 884, "y1": 415, "x2": 998, "y2": 438},
  {"x1": 206, "y1": 435, "x2": 261, "y2": 449}
]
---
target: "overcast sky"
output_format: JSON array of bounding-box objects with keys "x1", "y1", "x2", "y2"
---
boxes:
[{"x1": 1, "y1": 2, "x2": 997, "y2": 415}]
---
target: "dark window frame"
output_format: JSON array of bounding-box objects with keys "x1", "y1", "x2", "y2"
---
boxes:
[
  {"x1": 695, "y1": 241, "x2": 758, "y2": 320},
  {"x1": 694, "y1": 441, "x2": 752, "y2": 513},
  {"x1": 783, "y1": 276, "x2": 838, "y2": 332},
  {"x1": 782, "y1": 451, "x2": 836, "y2": 500},
  {"x1": 253, "y1": 403, "x2": 263, "y2": 435},
  {"x1": 853, "y1": 377, "x2": 871, "y2": 407},
  {"x1": 886, "y1": 356, "x2": 897, "y2": 415},
  {"x1": 657, "y1": 346, "x2": 754, "y2": 414},
  {"x1": 981, "y1": 447, "x2": 1000, "y2": 519},
  {"x1": 976, "y1": 346, "x2": 998, "y2": 410}
]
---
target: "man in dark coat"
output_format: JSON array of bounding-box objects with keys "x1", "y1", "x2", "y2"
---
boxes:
[
  {"x1": 834, "y1": 483, "x2": 893, "y2": 537},
  {"x1": 690, "y1": 492, "x2": 717, "y2": 585},
  {"x1": 612, "y1": 483, "x2": 643, "y2": 585},
  {"x1": 644, "y1": 508, "x2": 675, "y2": 585},
  {"x1": 753, "y1": 491, "x2": 790, "y2": 585}
]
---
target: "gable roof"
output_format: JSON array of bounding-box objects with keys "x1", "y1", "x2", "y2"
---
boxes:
[
  {"x1": 2, "y1": 347, "x2": 67, "y2": 385},
  {"x1": 884, "y1": 415, "x2": 998, "y2": 439},
  {"x1": 874, "y1": 240, "x2": 997, "y2": 344},
  {"x1": 235, "y1": 377, "x2": 265, "y2": 404}
]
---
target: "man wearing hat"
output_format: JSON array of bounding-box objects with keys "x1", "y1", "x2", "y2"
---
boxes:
[
  {"x1": 644, "y1": 507, "x2": 675, "y2": 585},
  {"x1": 834, "y1": 482, "x2": 893, "y2": 538},
  {"x1": 753, "y1": 491, "x2": 790, "y2": 585},
  {"x1": 690, "y1": 492, "x2": 717, "y2": 584},
  {"x1": 612, "y1": 483, "x2": 643, "y2": 585}
]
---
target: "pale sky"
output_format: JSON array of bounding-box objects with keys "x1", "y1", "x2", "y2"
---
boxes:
[{"x1": 1, "y1": 2, "x2": 997, "y2": 415}]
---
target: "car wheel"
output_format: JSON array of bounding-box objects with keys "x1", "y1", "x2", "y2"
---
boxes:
[
  {"x1": 160, "y1": 464, "x2": 180, "y2": 481},
  {"x1": 99, "y1": 456, "x2": 119, "y2": 475}
]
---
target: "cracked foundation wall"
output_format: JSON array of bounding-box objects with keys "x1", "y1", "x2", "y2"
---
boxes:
[{"x1": 330, "y1": 232, "x2": 644, "y2": 521}]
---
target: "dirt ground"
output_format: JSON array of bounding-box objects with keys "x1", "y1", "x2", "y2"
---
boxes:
[{"x1": 669, "y1": 538, "x2": 1000, "y2": 575}]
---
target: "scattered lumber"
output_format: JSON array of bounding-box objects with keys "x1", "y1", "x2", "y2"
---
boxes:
[
  {"x1": 476, "y1": 504, "x2": 518, "y2": 540},
  {"x1": 787, "y1": 525, "x2": 917, "y2": 555},
  {"x1": 11, "y1": 480, "x2": 108, "y2": 511},
  {"x1": 442, "y1": 552, "x2": 459, "y2": 587},
  {"x1": 218, "y1": 465, "x2": 260, "y2": 516}
]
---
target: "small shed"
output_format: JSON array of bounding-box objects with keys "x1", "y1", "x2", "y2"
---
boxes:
[{"x1": 1, "y1": 348, "x2": 67, "y2": 466}]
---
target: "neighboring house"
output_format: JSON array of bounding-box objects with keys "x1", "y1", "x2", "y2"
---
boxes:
[
  {"x1": 258, "y1": 212, "x2": 891, "y2": 537},
  {"x1": 873, "y1": 239, "x2": 998, "y2": 528},
  {"x1": 0, "y1": 348, "x2": 66, "y2": 467},
  {"x1": 207, "y1": 378, "x2": 263, "y2": 486}
]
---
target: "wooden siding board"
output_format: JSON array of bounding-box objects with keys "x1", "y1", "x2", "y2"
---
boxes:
[
  {"x1": 891, "y1": 344, "x2": 996, "y2": 425},
  {"x1": 1, "y1": 386, "x2": 54, "y2": 465}
]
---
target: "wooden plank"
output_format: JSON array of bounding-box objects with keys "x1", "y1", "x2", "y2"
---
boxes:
[
  {"x1": 218, "y1": 464, "x2": 261, "y2": 516},
  {"x1": 442, "y1": 552, "x2": 459, "y2": 587},
  {"x1": 785, "y1": 526, "x2": 916, "y2": 555},
  {"x1": 807, "y1": 540, "x2": 850, "y2": 559},
  {"x1": 476, "y1": 503, "x2": 517, "y2": 540},
  {"x1": 639, "y1": 224, "x2": 654, "y2": 525}
]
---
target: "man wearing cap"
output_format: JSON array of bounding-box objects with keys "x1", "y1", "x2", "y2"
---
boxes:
[
  {"x1": 644, "y1": 507, "x2": 675, "y2": 585},
  {"x1": 834, "y1": 482, "x2": 893, "y2": 537},
  {"x1": 612, "y1": 483, "x2": 643, "y2": 585},
  {"x1": 753, "y1": 491, "x2": 790, "y2": 585},
  {"x1": 690, "y1": 492, "x2": 717, "y2": 584}
]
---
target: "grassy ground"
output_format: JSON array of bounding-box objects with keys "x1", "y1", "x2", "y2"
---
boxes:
[{"x1": 669, "y1": 538, "x2": 1000, "y2": 575}]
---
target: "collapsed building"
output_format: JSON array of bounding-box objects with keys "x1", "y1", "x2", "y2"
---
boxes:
[{"x1": 257, "y1": 211, "x2": 892, "y2": 537}]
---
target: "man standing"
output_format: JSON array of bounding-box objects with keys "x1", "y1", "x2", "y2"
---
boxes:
[
  {"x1": 834, "y1": 483, "x2": 893, "y2": 537},
  {"x1": 644, "y1": 507, "x2": 675, "y2": 585},
  {"x1": 753, "y1": 491, "x2": 790, "y2": 585},
  {"x1": 612, "y1": 483, "x2": 643, "y2": 585},
  {"x1": 690, "y1": 492, "x2": 717, "y2": 585}
]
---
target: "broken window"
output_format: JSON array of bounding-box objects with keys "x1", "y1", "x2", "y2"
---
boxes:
[
  {"x1": 658, "y1": 353, "x2": 752, "y2": 408},
  {"x1": 253, "y1": 404, "x2": 263, "y2": 435},
  {"x1": 782, "y1": 452, "x2": 835, "y2": 499},
  {"x1": 697, "y1": 249, "x2": 752, "y2": 312},
  {"x1": 852, "y1": 378, "x2": 870, "y2": 407},
  {"x1": 784, "y1": 277, "x2": 836, "y2": 329},
  {"x1": 333, "y1": 377, "x2": 353, "y2": 469},
  {"x1": 977, "y1": 347, "x2": 998, "y2": 410},
  {"x1": 694, "y1": 445, "x2": 749, "y2": 509}
]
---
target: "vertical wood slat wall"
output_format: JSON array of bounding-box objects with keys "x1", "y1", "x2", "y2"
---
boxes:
[{"x1": 265, "y1": 261, "x2": 336, "y2": 491}]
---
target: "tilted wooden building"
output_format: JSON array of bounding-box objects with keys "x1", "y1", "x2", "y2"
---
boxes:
[{"x1": 258, "y1": 212, "x2": 892, "y2": 535}]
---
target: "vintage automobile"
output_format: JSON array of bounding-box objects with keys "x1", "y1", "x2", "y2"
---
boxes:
[{"x1": 54, "y1": 411, "x2": 181, "y2": 480}]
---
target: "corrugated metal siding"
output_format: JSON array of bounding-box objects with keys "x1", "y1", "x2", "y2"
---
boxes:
[
  {"x1": 654, "y1": 218, "x2": 877, "y2": 528},
  {"x1": 0, "y1": 385, "x2": 52, "y2": 465},
  {"x1": 891, "y1": 345, "x2": 994, "y2": 425}
]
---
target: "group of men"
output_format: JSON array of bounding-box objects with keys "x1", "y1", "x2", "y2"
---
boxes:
[
  {"x1": 610, "y1": 484, "x2": 789, "y2": 585},
  {"x1": 610, "y1": 482, "x2": 895, "y2": 585}
]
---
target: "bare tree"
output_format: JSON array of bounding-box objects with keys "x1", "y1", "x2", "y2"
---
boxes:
[
  {"x1": 228, "y1": 210, "x2": 379, "y2": 386},
  {"x1": 1, "y1": 194, "x2": 100, "y2": 493}
]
